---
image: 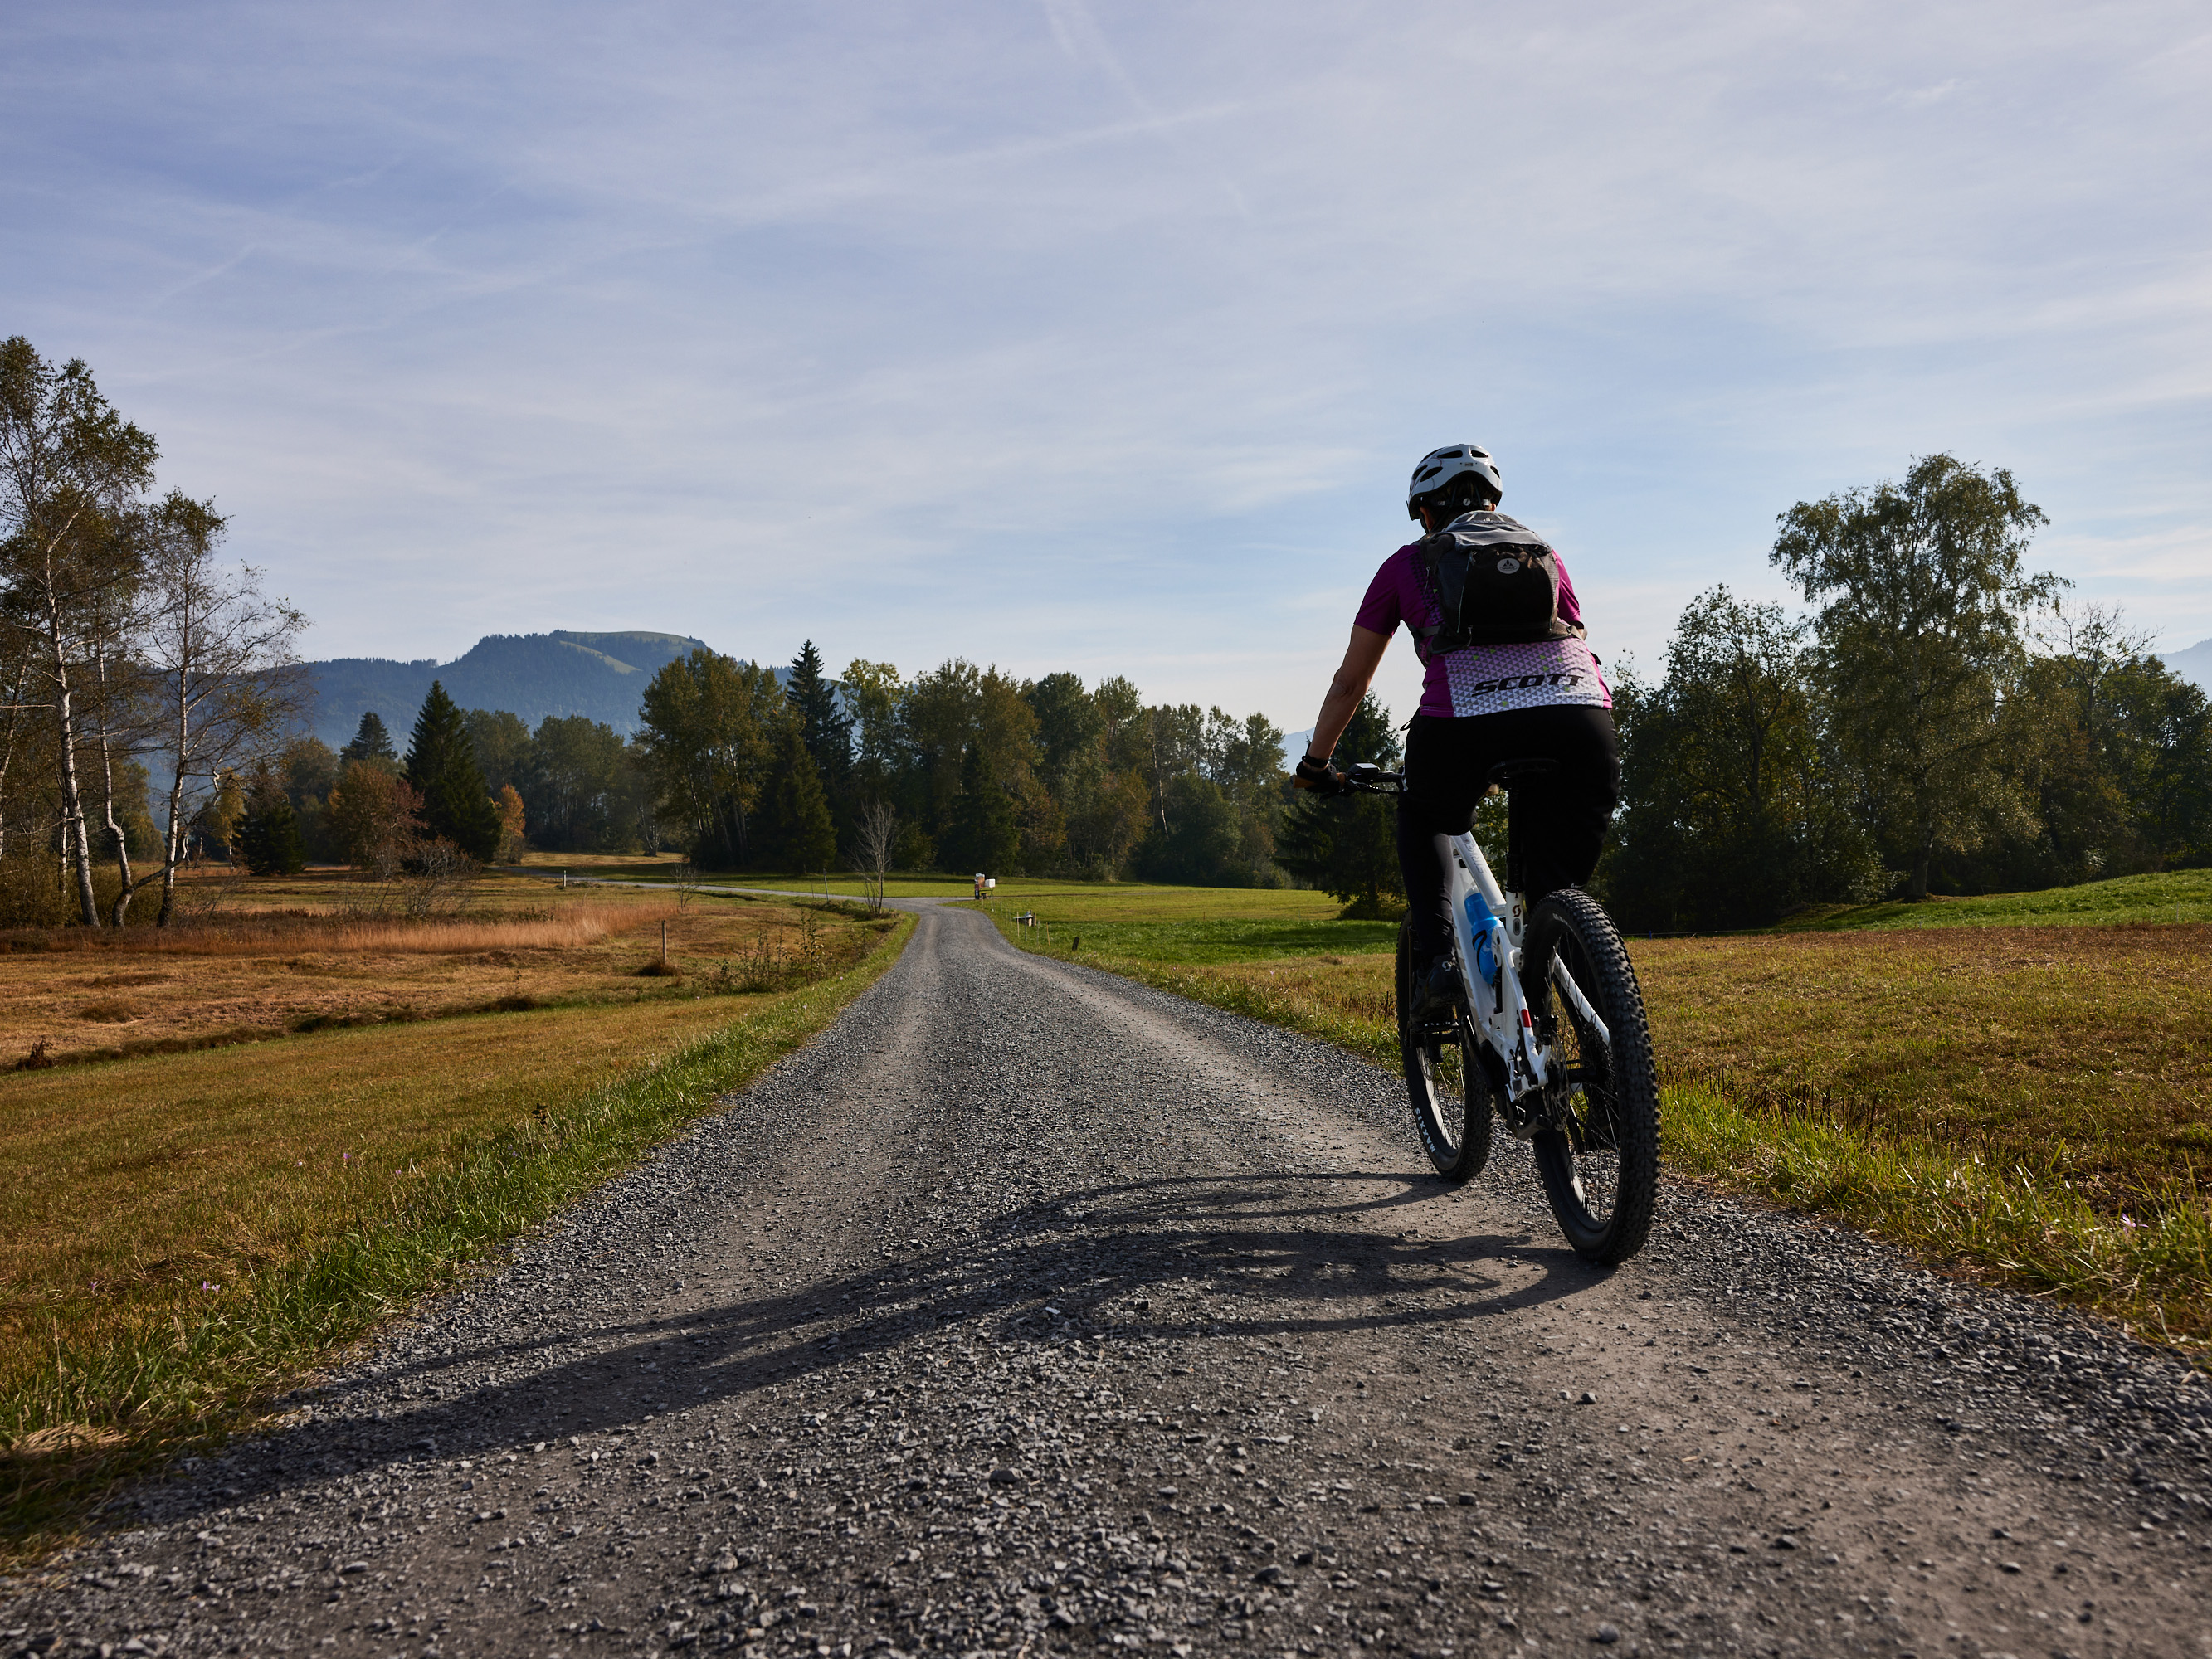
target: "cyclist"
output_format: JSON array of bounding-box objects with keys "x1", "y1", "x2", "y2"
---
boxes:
[{"x1": 1294, "y1": 444, "x2": 1619, "y2": 1019}]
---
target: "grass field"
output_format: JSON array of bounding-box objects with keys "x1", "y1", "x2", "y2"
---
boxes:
[
  {"x1": 971, "y1": 879, "x2": 1375, "y2": 963},
  {"x1": 1776, "y1": 866, "x2": 2212, "y2": 932},
  {"x1": 513, "y1": 854, "x2": 1355, "y2": 910},
  {"x1": 971, "y1": 877, "x2": 2212, "y2": 1356},
  {"x1": 0, "y1": 887, "x2": 912, "y2": 1559},
  {"x1": 509, "y1": 851, "x2": 987, "y2": 901}
]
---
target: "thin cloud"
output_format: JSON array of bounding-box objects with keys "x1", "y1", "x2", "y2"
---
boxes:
[
  {"x1": 1037, "y1": 0, "x2": 1255, "y2": 221},
  {"x1": 3, "y1": 0, "x2": 2207, "y2": 721},
  {"x1": 1893, "y1": 77, "x2": 1966, "y2": 105}
]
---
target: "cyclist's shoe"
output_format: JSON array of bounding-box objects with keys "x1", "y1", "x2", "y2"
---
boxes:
[{"x1": 1407, "y1": 957, "x2": 1463, "y2": 1024}]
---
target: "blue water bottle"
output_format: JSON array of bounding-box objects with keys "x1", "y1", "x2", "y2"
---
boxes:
[{"x1": 1464, "y1": 893, "x2": 1498, "y2": 983}]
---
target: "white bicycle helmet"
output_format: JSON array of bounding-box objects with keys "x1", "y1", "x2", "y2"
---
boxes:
[{"x1": 1406, "y1": 444, "x2": 1503, "y2": 519}]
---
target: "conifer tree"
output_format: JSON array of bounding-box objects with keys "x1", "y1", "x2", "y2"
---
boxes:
[
  {"x1": 239, "y1": 762, "x2": 307, "y2": 875},
  {"x1": 946, "y1": 742, "x2": 1019, "y2": 873},
  {"x1": 403, "y1": 680, "x2": 501, "y2": 861},
  {"x1": 757, "y1": 725, "x2": 837, "y2": 871},
  {"x1": 786, "y1": 639, "x2": 853, "y2": 791},
  {"x1": 1274, "y1": 693, "x2": 1403, "y2": 916},
  {"x1": 339, "y1": 710, "x2": 397, "y2": 769}
]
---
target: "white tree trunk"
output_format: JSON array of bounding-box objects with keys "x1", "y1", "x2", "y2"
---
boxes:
[
  {"x1": 42, "y1": 578, "x2": 99, "y2": 927},
  {"x1": 95, "y1": 642, "x2": 135, "y2": 927},
  {"x1": 157, "y1": 666, "x2": 191, "y2": 926}
]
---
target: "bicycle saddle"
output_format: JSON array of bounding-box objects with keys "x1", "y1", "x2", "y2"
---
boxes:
[{"x1": 1486, "y1": 757, "x2": 1559, "y2": 789}]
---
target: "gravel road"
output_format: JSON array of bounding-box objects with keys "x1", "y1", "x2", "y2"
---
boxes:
[{"x1": 11, "y1": 903, "x2": 2210, "y2": 1658}]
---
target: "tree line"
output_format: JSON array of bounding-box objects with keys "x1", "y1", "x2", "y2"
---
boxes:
[
  {"x1": 629, "y1": 641, "x2": 1294, "y2": 885},
  {"x1": 1596, "y1": 455, "x2": 2212, "y2": 930},
  {"x1": 7, "y1": 330, "x2": 2201, "y2": 927},
  {"x1": 218, "y1": 645, "x2": 1306, "y2": 893}
]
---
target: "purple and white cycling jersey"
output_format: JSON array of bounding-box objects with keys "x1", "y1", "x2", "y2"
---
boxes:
[{"x1": 1354, "y1": 538, "x2": 1611, "y2": 719}]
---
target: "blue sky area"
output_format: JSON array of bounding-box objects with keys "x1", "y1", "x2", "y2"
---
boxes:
[{"x1": 7, "y1": 2, "x2": 2209, "y2": 733}]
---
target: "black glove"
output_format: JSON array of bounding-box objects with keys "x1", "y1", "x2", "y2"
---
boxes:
[{"x1": 1294, "y1": 752, "x2": 1350, "y2": 795}]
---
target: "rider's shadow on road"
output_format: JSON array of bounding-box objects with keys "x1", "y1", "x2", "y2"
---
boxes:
[{"x1": 161, "y1": 1170, "x2": 1601, "y2": 1516}]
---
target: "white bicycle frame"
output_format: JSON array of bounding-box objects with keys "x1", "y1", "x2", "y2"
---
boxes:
[{"x1": 1439, "y1": 826, "x2": 1611, "y2": 1107}]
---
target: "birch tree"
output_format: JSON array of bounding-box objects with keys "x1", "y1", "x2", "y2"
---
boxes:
[
  {"x1": 85, "y1": 575, "x2": 149, "y2": 924},
  {"x1": 0, "y1": 338, "x2": 158, "y2": 924},
  {"x1": 133, "y1": 494, "x2": 307, "y2": 923},
  {"x1": 851, "y1": 798, "x2": 897, "y2": 915}
]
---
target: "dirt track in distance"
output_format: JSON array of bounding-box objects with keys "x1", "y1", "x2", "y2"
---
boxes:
[{"x1": 9, "y1": 902, "x2": 2210, "y2": 1658}]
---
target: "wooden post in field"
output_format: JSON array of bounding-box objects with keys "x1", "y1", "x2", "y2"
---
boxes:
[{"x1": 661, "y1": 920, "x2": 669, "y2": 965}]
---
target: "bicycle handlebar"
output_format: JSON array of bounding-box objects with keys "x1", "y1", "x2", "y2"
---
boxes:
[{"x1": 1340, "y1": 764, "x2": 1406, "y2": 795}]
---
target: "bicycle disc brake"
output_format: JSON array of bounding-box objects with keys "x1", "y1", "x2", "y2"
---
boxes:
[{"x1": 1498, "y1": 1014, "x2": 1574, "y2": 1140}]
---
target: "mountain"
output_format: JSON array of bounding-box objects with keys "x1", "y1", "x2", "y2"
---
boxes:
[
  {"x1": 305, "y1": 630, "x2": 711, "y2": 748},
  {"x1": 2156, "y1": 637, "x2": 2212, "y2": 692}
]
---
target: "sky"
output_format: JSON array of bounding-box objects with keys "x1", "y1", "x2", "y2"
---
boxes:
[{"x1": 7, "y1": 0, "x2": 2210, "y2": 734}]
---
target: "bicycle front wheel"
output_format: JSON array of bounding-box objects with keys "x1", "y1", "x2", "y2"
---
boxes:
[
  {"x1": 1396, "y1": 917, "x2": 1493, "y2": 1181},
  {"x1": 1523, "y1": 888, "x2": 1659, "y2": 1263}
]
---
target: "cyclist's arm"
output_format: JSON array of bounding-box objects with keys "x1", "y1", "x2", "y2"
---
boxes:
[{"x1": 1305, "y1": 625, "x2": 1391, "y2": 759}]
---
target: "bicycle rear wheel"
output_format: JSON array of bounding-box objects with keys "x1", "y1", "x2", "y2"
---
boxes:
[
  {"x1": 1396, "y1": 917, "x2": 1493, "y2": 1180},
  {"x1": 1523, "y1": 888, "x2": 1659, "y2": 1263}
]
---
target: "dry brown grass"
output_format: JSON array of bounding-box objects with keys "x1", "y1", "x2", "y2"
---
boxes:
[
  {"x1": 0, "y1": 869, "x2": 860, "y2": 1070},
  {"x1": 7, "y1": 903, "x2": 642, "y2": 959}
]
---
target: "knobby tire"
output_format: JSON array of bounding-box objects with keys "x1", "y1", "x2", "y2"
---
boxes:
[
  {"x1": 1396, "y1": 917, "x2": 1493, "y2": 1181},
  {"x1": 1523, "y1": 887, "x2": 1660, "y2": 1264}
]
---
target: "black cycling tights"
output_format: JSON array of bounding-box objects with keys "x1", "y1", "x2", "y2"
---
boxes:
[{"x1": 1396, "y1": 705, "x2": 1620, "y2": 969}]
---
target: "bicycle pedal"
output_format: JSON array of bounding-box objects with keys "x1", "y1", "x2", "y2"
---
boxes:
[{"x1": 1508, "y1": 1088, "x2": 1571, "y2": 1136}]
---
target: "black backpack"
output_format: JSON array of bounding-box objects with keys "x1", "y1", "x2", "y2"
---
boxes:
[{"x1": 1416, "y1": 510, "x2": 1576, "y2": 651}]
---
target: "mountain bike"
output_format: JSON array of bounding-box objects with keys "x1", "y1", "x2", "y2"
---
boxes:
[{"x1": 1342, "y1": 761, "x2": 1660, "y2": 1264}]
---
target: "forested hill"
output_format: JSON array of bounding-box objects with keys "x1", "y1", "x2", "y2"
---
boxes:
[
  {"x1": 2158, "y1": 636, "x2": 2212, "y2": 692},
  {"x1": 305, "y1": 630, "x2": 711, "y2": 747}
]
